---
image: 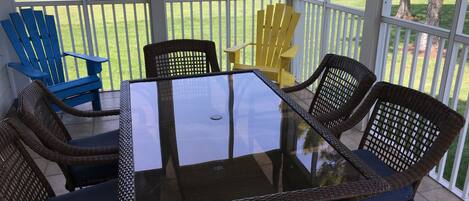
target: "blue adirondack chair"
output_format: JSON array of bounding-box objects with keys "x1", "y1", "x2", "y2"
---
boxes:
[{"x1": 1, "y1": 9, "x2": 106, "y2": 110}]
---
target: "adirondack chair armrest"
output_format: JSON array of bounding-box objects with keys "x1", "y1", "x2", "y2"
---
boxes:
[
  {"x1": 64, "y1": 52, "x2": 107, "y2": 75},
  {"x1": 7, "y1": 63, "x2": 48, "y2": 79},
  {"x1": 63, "y1": 52, "x2": 108, "y2": 63},
  {"x1": 225, "y1": 43, "x2": 255, "y2": 64},
  {"x1": 280, "y1": 46, "x2": 298, "y2": 59},
  {"x1": 224, "y1": 42, "x2": 255, "y2": 53}
]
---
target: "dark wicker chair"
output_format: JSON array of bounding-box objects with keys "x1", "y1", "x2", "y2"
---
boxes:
[
  {"x1": 11, "y1": 80, "x2": 119, "y2": 191},
  {"x1": 283, "y1": 54, "x2": 376, "y2": 135},
  {"x1": 330, "y1": 82, "x2": 465, "y2": 201},
  {"x1": 144, "y1": 39, "x2": 221, "y2": 78},
  {"x1": 0, "y1": 119, "x2": 117, "y2": 201}
]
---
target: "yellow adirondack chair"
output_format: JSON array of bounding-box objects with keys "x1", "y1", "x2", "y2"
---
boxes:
[{"x1": 225, "y1": 3, "x2": 300, "y2": 87}]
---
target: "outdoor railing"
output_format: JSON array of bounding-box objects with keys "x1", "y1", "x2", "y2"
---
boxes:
[
  {"x1": 165, "y1": 0, "x2": 286, "y2": 71},
  {"x1": 11, "y1": 0, "x2": 469, "y2": 200},
  {"x1": 295, "y1": 1, "x2": 469, "y2": 198},
  {"x1": 292, "y1": 0, "x2": 364, "y2": 84}
]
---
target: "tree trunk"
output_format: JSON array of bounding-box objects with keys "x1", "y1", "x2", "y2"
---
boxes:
[
  {"x1": 396, "y1": 0, "x2": 412, "y2": 19},
  {"x1": 420, "y1": 0, "x2": 443, "y2": 51}
]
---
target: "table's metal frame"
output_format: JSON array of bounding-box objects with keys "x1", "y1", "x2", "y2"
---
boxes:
[{"x1": 118, "y1": 70, "x2": 390, "y2": 201}]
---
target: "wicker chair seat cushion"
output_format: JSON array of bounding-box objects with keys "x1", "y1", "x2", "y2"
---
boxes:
[
  {"x1": 67, "y1": 130, "x2": 119, "y2": 185},
  {"x1": 48, "y1": 179, "x2": 117, "y2": 201},
  {"x1": 68, "y1": 161, "x2": 118, "y2": 187},
  {"x1": 353, "y1": 150, "x2": 413, "y2": 201},
  {"x1": 68, "y1": 129, "x2": 118, "y2": 148}
]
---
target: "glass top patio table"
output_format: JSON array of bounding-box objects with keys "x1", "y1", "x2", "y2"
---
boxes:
[{"x1": 118, "y1": 70, "x2": 381, "y2": 201}]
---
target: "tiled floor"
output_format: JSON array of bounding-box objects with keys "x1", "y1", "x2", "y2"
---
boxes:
[{"x1": 29, "y1": 90, "x2": 461, "y2": 201}]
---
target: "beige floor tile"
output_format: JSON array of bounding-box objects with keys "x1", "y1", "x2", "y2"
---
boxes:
[
  {"x1": 65, "y1": 122, "x2": 94, "y2": 139},
  {"x1": 340, "y1": 135, "x2": 360, "y2": 150},
  {"x1": 25, "y1": 145, "x2": 41, "y2": 159},
  {"x1": 296, "y1": 100, "x2": 310, "y2": 111},
  {"x1": 93, "y1": 114, "x2": 120, "y2": 122},
  {"x1": 414, "y1": 192, "x2": 428, "y2": 201},
  {"x1": 100, "y1": 91, "x2": 120, "y2": 100},
  {"x1": 60, "y1": 112, "x2": 94, "y2": 125},
  {"x1": 47, "y1": 174, "x2": 68, "y2": 196},
  {"x1": 290, "y1": 95, "x2": 311, "y2": 111},
  {"x1": 302, "y1": 98, "x2": 313, "y2": 106},
  {"x1": 34, "y1": 158, "x2": 48, "y2": 173},
  {"x1": 44, "y1": 162, "x2": 63, "y2": 177},
  {"x1": 340, "y1": 129, "x2": 362, "y2": 149},
  {"x1": 290, "y1": 90, "x2": 314, "y2": 100},
  {"x1": 93, "y1": 119, "x2": 119, "y2": 135},
  {"x1": 420, "y1": 188, "x2": 462, "y2": 201},
  {"x1": 417, "y1": 176, "x2": 443, "y2": 193},
  {"x1": 101, "y1": 98, "x2": 120, "y2": 110},
  {"x1": 73, "y1": 102, "x2": 93, "y2": 111}
]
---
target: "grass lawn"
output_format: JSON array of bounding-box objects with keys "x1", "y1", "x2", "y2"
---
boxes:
[{"x1": 19, "y1": 0, "x2": 469, "y2": 190}]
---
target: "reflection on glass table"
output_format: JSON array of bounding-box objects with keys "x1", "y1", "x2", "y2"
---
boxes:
[{"x1": 122, "y1": 72, "x2": 370, "y2": 201}]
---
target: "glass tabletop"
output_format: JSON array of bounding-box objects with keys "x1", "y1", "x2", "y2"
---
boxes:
[{"x1": 125, "y1": 72, "x2": 365, "y2": 201}]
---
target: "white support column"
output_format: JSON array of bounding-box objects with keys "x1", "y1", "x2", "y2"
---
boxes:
[
  {"x1": 82, "y1": 0, "x2": 94, "y2": 56},
  {"x1": 150, "y1": 0, "x2": 168, "y2": 43},
  {"x1": 434, "y1": 0, "x2": 467, "y2": 184},
  {"x1": 0, "y1": 0, "x2": 23, "y2": 115},
  {"x1": 226, "y1": 0, "x2": 231, "y2": 71},
  {"x1": 291, "y1": 0, "x2": 305, "y2": 81},
  {"x1": 355, "y1": 0, "x2": 390, "y2": 131},
  {"x1": 438, "y1": 0, "x2": 467, "y2": 104},
  {"x1": 359, "y1": 0, "x2": 391, "y2": 74},
  {"x1": 319, "y1": 0, "x2": 331, "y2": 59}
]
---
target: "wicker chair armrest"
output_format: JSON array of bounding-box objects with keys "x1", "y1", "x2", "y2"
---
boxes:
[
  {"x1": 11, "y1": 116, "x2": 118, "y2": 156},
  {"x1": 329, "y1": 85, "x2": 380, "y2": 135},
  {"x1": 283, "y1": 54, "x2": 333, "y2": 93},
  {"x1": 47, "y1": 136, "x2": 118, "y2": 156},
  {"x1": 283, "y1": 67, "x2": 322, "y2": 93},
  {"x1": 10, "y1": 120, "x2": 118, "y2": 164},
  {"x1": 58, "y1": 105, "x2": 120, "y2": 117},
  {"x1": 9, "y1": 118, "x2": 117, "y2": 165},
  {"x1": 235, "y1": 177, "x2": 390, "y2": 201},
  {"x1": 316, "y1": 80, "x2": 376, "y2": 134},
  {"x1": 34, "y1": 81, "x2": 119, "y2": 117}
]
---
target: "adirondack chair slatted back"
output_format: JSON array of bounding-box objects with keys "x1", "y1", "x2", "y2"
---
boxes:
[
  {"x1": 255, "y1": 4, "x2": 300, "y2": 68},
  {"x1": 1, "y1": 9, "x2": 64, "y2": 86}
]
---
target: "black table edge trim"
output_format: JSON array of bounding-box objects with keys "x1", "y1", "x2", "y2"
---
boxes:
[{"x1": 117, "y1": 70, "x2": 385, "y2": 201}]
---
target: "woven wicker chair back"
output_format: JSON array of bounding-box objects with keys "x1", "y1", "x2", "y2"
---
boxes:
[
  {"x1": 144, "y1": 39, "x2": 220, "y2": 79},
  {"x1": 310, "y1": 54, "x2": 375, "y2": 128},
  {"x1": 0, "y1": 120, "x2": 54, "y2": 201},
  {"x1": 16, "y1": 81, "x2": 71, "y2": 145},
  {"x1": 361, "y1": 83, "x2": 465, "y2": 173}
]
